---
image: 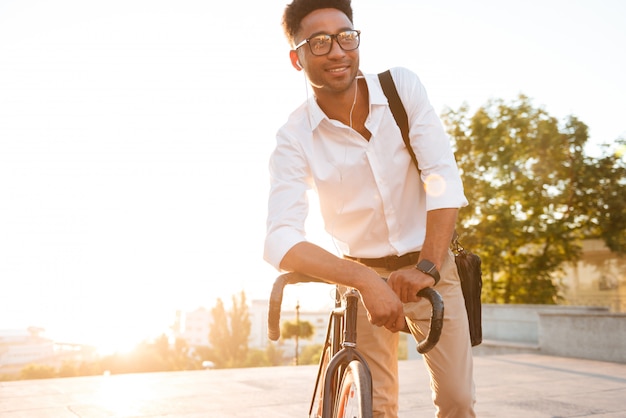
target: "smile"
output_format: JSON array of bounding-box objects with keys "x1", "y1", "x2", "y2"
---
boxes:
[{"x1": 327, "y1": 66, "x2": 349, "y2": 73}]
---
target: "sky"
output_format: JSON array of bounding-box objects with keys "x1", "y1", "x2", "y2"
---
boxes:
[{"x1": 1, "y1": 0, "x2": 625, "y2": 353}]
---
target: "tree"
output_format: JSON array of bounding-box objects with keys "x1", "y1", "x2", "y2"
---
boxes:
[
  {"x1": 281, "y1": 312, "x2": 314, "y2": 365},
  {"x1": 281, "y1": 319, "x2": 315, "y2": 341},
  {"x1": 264, "y1": 342, "x2": 285, "y2": 366},
  {"x1": 580, "y1": 138, "x2": 626, "y2": 253},
  {"x1": 443, "y1": 95, "x2": 626, "y2": 304},
  {"x1": 208, "y1": 291, "x2": 251, "y2": 368},
  {"x1": 20, "y1": 364, "x2": 56, "y2": 380},
  {"x1": 58, "y1": 360, "x2": 78, "y2": 378},
  {"x1": 208, "y1": 298, "x2": 230, "y2": 367},
  {"x1": 228, "y1": 291, "x2": 251, "y2": 367},
  {"x1": 298, "y1": 343, "x2": 323, "y2": 365}
]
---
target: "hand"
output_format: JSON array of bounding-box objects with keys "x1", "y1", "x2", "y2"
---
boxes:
[
  {"x1": 387, "y1": 268, "x2": 436, "y2": 303},
  {"x1": 359, "y1": 275, "x2": 407, "y2": 333}
]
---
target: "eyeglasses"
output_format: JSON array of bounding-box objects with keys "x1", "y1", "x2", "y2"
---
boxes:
[{"x1": 294, "y1": 29, "x2": 361, "y2": 56}]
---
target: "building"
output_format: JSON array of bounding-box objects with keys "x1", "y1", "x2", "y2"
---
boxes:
[
  {"x1": 171, "y1": 307, "x2": 212, "y2": 347},
  {"x1": 0, "y1": 327, "x2": 96, "y2": 376},
  {"x1": 0, "y1": 327, "x2": 54, "y2": 375},
  {"x1": 171, "y1": 297, "x2": 330, "y2": 364},
  {"x1": 561, "y1": 239, "x2": 626, "y2": 312},
  {"x1": 249, "y1": 298, "x2": 328, "y2": 351}
]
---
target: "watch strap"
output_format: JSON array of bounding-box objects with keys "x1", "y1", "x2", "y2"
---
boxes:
[{"x1": 416, "y1": 259, "x2": 440, "y2": 286}]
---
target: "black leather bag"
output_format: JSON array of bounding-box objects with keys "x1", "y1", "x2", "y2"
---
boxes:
[
  {"x1": 451, "y1": 234, "x2": 483, "y2": 346},
  {"x1": 379, "y1": 69, "x2": 483, "y2": 346}
]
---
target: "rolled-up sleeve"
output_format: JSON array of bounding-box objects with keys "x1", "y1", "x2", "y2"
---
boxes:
[
  {"x1": 392, "y1": 67, "x2": 468, "y2": 211},
  {"x1": 263, "y1": 128, "x2": 312, "y2": 270}
]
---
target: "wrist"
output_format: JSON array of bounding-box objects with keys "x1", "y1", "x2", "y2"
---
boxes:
[{"x1": 415, "y1": 259, "x2": 440, "y2": 286}]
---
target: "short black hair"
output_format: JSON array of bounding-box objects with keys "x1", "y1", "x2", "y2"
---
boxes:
[{"x1": 282, "y1": 0, "x2": 353, "y2": 46}]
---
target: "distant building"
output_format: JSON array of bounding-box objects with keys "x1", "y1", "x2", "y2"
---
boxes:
[
  {"x1": 172, "y1": 307, "x2": 212, "y2": 347},
  {"x1": 249, "y1": 298, "x2": 328, "y2": 350},
  {"x1": 0, "y1": 327, "x2": 95, "y2": 376},
  {"x1": 0, "y1": 327, "x2": 54, "y2": 373},
  {"x1": 173, "y1": 299, "x2": 330, "y2": 361},
  {"x1": 561, "y1": 239, "x2": 626, "y2": 312}
]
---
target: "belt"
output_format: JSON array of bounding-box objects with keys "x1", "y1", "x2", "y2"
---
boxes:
[{"x1": 345, "y1": 251, "x2": 420, "y2": 270}]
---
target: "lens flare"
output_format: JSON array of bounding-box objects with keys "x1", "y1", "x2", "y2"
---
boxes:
[{"x1": 424, "y1": 174, "x2": 447, "y2": 197}]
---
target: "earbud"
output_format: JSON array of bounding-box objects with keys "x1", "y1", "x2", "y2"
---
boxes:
[{"x1": 296, "y1": 60, "x2": 302, "y2": 70}]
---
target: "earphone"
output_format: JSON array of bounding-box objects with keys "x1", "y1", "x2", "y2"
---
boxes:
[{"x1": 296, "y1": 60, "x2": 302, "y2": 70}]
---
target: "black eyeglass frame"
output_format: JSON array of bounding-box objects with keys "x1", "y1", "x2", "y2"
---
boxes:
[{"x1": 294, "y1": 30, "x2": 361, "y2": 56}]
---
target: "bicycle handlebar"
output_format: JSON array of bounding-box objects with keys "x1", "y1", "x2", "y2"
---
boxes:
[
  {"x1": 267, "y1": 272, "x2": 444, "y2": 354},
  {"x1": 413, "y1": 287, "x2": 444, "y2": 353},
  {"x1": 267, "y1": 273, "x2": 327, "y2": 341}
]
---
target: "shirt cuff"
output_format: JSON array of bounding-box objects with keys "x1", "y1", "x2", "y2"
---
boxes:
[{"x1": 264, "y1": 227, "x2": 307, "y2": 271}]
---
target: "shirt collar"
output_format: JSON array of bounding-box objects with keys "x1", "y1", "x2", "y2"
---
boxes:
[{"x1": 306, "y1": 73, "x2": 390, "y2": 132}]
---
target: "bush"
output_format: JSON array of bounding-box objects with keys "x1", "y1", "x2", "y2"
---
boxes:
[{"x1": 20, "y1": 364, "x2": 56, "y2": 380}]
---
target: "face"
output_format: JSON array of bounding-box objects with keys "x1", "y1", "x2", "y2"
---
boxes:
[{"x1": 291, "y1": 8, "x2": 360, "y2": 95}]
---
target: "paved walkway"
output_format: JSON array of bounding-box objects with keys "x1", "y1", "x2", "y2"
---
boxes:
[{"x1": 1, "y1": 353, "x2": 625, "y2": 417}]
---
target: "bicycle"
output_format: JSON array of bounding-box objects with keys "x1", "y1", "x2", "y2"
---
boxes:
[{"x1": 267, "y1": 272, "x2": 444, "y2": 418}]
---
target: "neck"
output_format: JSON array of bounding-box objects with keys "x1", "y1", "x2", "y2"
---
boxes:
[
  {"x1": 315, "y1": 77, "x2": 371, "y2": 140},
  {"x1": 315, "y1": 78, "x2": 367, "y2": 126}
]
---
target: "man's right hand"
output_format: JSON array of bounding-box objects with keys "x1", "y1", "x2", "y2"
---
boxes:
[
  {"x1": 280, "y1": 242, "x2": 407, "y2": 333},
  {"x1": 359, "y1": 274, "x2": 407, "y2": 333}
]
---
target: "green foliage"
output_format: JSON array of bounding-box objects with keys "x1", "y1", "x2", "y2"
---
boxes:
[
  {"x1": 58, "y1": 361, "x2": 78, "y2": 378},
  {"x1": 228, "y1": 291, "x2": 251, "y2": 367},
  {"x1": 208, "y1": 291, "x2": 252, "y2": 368},
  {"x1": 299, "y1": 344, "x2": 323, "y2": 365},
  {"x1": 582, "y1": 138, "x2": 626, "y2": 253},
  {"x1": 280, "y1": 316, "x2": 315, "y2": 365},
  {"x1": 20, "y1": 364, "x2": 56, "y2": 380},
  {"x1": 244, "y1": 348, "x2": 271, "y2": 367},
  {"x1": 443, "y1": 96, "x2": 626, "y2": 304},
  {"x1": 264, "y1": 342, "x2": 286, "y2": 366},
  {"x1": 98, "y1": 334, "x2": 202, "y2": 375},
  {"x1": 281, "y1": 319, "x2": 315, "y2": 341}
]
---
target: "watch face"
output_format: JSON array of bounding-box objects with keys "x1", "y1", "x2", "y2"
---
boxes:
[
  {"x1": 416, "y1": 259, "x2": 440, "y2": 284},
  {"x1": 417, "y1": 259, "x2": 435, "y2": 272}
]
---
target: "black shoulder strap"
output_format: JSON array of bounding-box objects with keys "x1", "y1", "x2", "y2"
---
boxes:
[
  {"x1": 378, "y1": 70, "x2": 420, "y2": 174},
  {"x1": 379, "y1": 70, "x2": 460, "y2": 243}
]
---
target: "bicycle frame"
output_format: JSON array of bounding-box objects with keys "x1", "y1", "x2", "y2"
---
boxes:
[
  {"x1": 313, "y1": 287, "x2": 372, "y2": 417},
  {"x1": 267, "y1": 272, "x2": 444, "y2": 418}
]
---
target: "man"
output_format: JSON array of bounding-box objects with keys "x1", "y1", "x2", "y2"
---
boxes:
[{"x1": 264, "y1": 0, "x2": 475, "y2": 416}]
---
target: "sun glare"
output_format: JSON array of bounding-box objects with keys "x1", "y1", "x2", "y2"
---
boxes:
[
  {"x1": 93, "y1": 336, "x2": 141, "y2": 357},
  {"x1": 616, "y1": 144, "x2": 626, "y2": 160}
]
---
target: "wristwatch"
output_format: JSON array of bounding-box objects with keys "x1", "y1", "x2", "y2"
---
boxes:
[{"x1": 416, "y1": 259, "x2": 441, "y2": 286}]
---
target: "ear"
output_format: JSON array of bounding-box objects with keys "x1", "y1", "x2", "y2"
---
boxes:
[{"x1": 289, "y1": 50, "x2": 302, "y2": 71}]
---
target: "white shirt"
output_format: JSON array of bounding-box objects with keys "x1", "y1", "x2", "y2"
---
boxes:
[{"x1": 264, "y1": 67, "x2": 468, "y2": 270}]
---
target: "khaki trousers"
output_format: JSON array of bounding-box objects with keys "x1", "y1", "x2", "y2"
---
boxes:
[{"x1": 355, "y1": 250, "x2": 476, "y2": 417}]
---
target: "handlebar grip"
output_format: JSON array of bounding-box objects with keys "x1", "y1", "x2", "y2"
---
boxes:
[
  {"x1": 414, "y1": 287, "x2": 444, "y2": 354},
  {"x1": 267, "y1": 282, "x2": 283, "y2": 341},
  {"x1": 267, "y1": 273, "x2": 328, "y2": 341}
]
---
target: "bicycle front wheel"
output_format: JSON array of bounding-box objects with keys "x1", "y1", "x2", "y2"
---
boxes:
[{"x1": 334, "y1": 360, "x2": 373, "y2": 418}]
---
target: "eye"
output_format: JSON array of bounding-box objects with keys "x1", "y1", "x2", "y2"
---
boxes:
[
  {"x1": 339, "y1": 31, "x2": 357, "y2": 41},
  {"x1": 309, "y1": 35, "x2": 331, "y2": 51}
]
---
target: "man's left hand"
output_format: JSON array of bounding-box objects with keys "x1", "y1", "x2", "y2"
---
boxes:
[{"x1": 387, "y1": 268, "x2": 436, "y2": 303}]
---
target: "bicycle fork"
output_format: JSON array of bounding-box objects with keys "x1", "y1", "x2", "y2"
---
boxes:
[{"x1": 321, "y1": 289, "x2": 372, "y2": 417}]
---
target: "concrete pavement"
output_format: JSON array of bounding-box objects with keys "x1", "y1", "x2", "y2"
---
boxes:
[{"x1": 1, "y1": 353, "x2": 625, "y2": 417}]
